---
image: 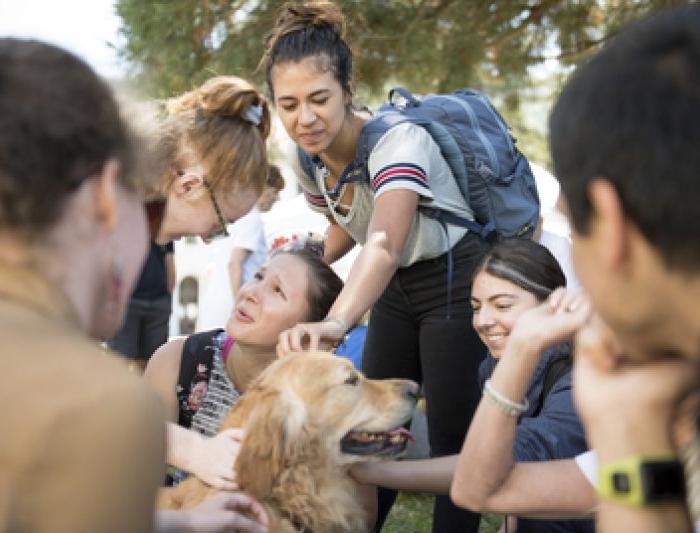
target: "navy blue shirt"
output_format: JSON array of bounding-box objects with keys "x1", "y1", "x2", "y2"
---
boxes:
[
  {"x1": 478, "y1": 343, "x2": 594, "y2": 533},
  {"x1": 132, "y1": 241, "x2": 173, "y2": 300}
]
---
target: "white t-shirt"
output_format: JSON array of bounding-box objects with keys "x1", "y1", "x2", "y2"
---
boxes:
[
  {"x1": 539, "y1": 229, "x2": 581, "y2": 288},
  {"x1": 196, "y1": 207, "x2": 267, "y2": 331},
  {"x1": 298, "y1": 122, "x2": 474, "y2": 267},
  {"x1": 575, "y1": 449, "x2": 599, "y2": 486}
]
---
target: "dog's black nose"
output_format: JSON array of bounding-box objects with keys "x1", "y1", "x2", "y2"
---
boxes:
[{"x1": 405, "y1": 381, "x2": 420, "y2": 401}]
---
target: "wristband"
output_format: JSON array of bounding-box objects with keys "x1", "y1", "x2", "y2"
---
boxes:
[
  {"x1": 323, "y1": 316, "x2": 349, "y2": 336},
  {"x1": 483, "y1": 379, "x2": 529, "y2": 417},
  {"x1": 597, "y1": 454, "x2": 685, "y2": 506}
]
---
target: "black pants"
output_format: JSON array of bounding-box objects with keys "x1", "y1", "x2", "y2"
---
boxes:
[
  {"x1": 108, "y1": 295, "x2": 172, "y2": 360},
  {"x1": 362, "y1": 232, "x2": 488, "y2": 533}
]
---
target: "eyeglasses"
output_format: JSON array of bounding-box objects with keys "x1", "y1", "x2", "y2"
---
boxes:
[{"x1": 202, "y1": 179, "x2": 230, "y2": 244}]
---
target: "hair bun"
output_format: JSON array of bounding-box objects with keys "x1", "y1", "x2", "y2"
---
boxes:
[
  {"x1": 279, "y1": 1, "x2": 346, "y2": 39},
  {"x1": 263, "y1": 0, "x2": 347, "y2": 62},
  {"x1": 167, "y1": 76, "x2": 270, "y2": 139},
  {"x1": 260, "y1": 1, "x2": 354, "y2": 99}
]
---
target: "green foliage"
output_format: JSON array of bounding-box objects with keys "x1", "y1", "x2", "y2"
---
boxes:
[
  {"x1": 115, "y1": 0, "x2": 695, "y2": 165},
  {"x1": 384, "y1": 491, "x2": 502, "y2": 533},
  {"x1": 116, "y1": 0, "x2": 689, "y2": 99}
]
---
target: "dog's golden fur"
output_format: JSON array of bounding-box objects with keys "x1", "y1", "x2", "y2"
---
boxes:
[{"x1": 160, "y1": 352, "x2": 418, "y2": 532}]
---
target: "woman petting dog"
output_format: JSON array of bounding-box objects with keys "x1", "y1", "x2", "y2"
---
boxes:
[
  {"x1": 352, "y1": 239, "x2": 596, "y2": 533},
  {"x1": 163, "y1": 352, "x2": 419, "y2": 532},
  {"x1": 260, "y1": 3, "x2": 489, "y2": 531},
  {"x1": 145, "y1": 249, "x2": 345, "y2": 483}
]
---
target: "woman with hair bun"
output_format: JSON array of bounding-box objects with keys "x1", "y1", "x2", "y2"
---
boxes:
[
  {"x1": 263, "y1": 2, "x2": 488, "y2": 531},
  {"x1": 107, "y1": 76, "x2": 272, "y2": 371},
  {"x1": 148, "y1": 75, "x2": 272, "y2": 246}
]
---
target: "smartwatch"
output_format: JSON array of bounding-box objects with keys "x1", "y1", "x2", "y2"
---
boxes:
[{"x1": 597, "y1": 454, "x2": 686, "y2": 506}]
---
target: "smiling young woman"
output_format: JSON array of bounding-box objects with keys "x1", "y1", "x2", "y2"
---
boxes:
[{"x1": 351, "y1": 239, "x2": 596, "y2": 533}]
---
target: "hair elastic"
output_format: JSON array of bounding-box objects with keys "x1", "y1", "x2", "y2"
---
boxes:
[{"x1": 242, "y1": 104, "x2": 263, "y2": 126}]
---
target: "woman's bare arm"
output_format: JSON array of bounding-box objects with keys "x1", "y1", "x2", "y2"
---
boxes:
[
  {"x1": 144, "y1": 337, "x2": 186, "y2": 423},
  {"x1": 323, "y1": 216, "x2": 356, "y2": 265},
  {"x1": 452, "y1": 290, "x2": 595, "y2": 517},
  {"x1": 277, "y1": 189, "x2": 417, "y2": 353}
]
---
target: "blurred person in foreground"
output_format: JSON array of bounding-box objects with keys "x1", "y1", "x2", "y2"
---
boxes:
[
  {"x1": 0, "y1": 38, "x2": 266, "y2": 533},
  {"x1": 548, "y1": 5, "x2": 700, "y2": 531}
]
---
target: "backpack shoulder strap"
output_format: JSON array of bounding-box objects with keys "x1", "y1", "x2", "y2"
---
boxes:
[
  {"x1": 337, "y1": 112, "x2": 409, "y2": 185},
  {"x1": 533, "y1": 355, "x2": 572, "y2": 417},
  {"x1": 296, "y1": 146, "x2": 317, "y2": 181}
]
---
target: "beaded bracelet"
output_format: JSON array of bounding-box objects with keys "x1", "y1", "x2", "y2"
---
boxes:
[{"x1": 483, "y1": 379, "x2": 529, "y2": 417}]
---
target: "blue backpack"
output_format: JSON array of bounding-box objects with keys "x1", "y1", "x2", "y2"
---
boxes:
[{"x1": 298, "y1": 87, "x2": 540, "y2": 240}]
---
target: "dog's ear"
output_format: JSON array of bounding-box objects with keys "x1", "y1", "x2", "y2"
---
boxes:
[{"x1": 235, "y1": 388, "x2": 308, "y2": 498}]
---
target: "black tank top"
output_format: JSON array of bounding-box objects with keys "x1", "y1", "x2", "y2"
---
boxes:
[{"x1": 175, "y1": 329, "x2": 241, "y2": 435}]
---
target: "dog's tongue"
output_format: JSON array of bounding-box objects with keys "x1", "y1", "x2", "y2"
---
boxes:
[{"x1": 389, "y1": 427, "x2": 415, "y2": 442}]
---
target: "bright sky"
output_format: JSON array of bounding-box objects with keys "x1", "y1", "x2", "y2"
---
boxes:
[{"x1": 0, "y1": 0, "x2": 124, "y2": 78}]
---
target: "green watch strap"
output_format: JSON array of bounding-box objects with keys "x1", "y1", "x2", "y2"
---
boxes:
[{"x1": 597, "y1": 454, "x2": 685, "y2": 507}]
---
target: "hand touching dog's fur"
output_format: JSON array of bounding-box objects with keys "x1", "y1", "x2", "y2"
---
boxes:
[{"x1": 161, "y1": 352, "x2": 418, "y2": 532}]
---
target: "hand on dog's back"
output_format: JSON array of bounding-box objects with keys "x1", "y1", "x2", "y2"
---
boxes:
[
  {"x1": 176, "y1": 492, "x2": 269, "y2": 532},
  {"x1": 186, "y1": 428, "x2": 244, "y2": 490}
]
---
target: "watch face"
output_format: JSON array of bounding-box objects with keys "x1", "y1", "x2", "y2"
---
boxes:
[
  {"x1": 641, "y1": 460, "x2": 686, "y2": 502},
  {"x1": 612, "y1": 472, "x2": 632, "y2": 494}
]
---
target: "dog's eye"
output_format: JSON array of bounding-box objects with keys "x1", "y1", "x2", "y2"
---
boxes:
[{"x1": 344, "y1": 374, "x2": 360, "y2": 386}]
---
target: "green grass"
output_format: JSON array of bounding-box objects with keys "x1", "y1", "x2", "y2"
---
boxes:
[{"x1": 383, "y1": 492, "x2": 502, "y2": 533}]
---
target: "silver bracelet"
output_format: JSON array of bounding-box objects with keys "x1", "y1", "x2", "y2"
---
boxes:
[
  {"x1": 323, "y1": 316, "x2": 349, "y2": 335},
  {"x1": 483, "y1": 379, "x2": 529, "y2": 417}
]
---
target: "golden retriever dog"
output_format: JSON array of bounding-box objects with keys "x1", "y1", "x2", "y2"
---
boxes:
[{"x1": 161, "y1": 352, "x2": 419, "y2": 532}]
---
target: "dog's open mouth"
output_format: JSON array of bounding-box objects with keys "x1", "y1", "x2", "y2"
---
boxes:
[{"x1": 340, "y1": 427, "x2": 414, "y2": 456}]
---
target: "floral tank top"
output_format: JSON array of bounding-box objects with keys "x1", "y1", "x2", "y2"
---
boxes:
[{"x1": 176, "y1": 329, "x2": 241, "y2": 437}]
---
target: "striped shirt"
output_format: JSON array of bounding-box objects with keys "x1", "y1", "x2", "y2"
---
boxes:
[
  {"x1": 297, "y1": 122, "x2": 474, "y2": 267},
  {"x1": 176, "y1": 329, "x2": 241, "y2": 437}
]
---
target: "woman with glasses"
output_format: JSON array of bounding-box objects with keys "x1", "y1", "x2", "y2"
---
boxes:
[
  {"x1": 149, "y1": 75, "x2": 271, "y2": 246},
  {"x1": 106, "y1": 76, "x2": 272, "y2": 373}
]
